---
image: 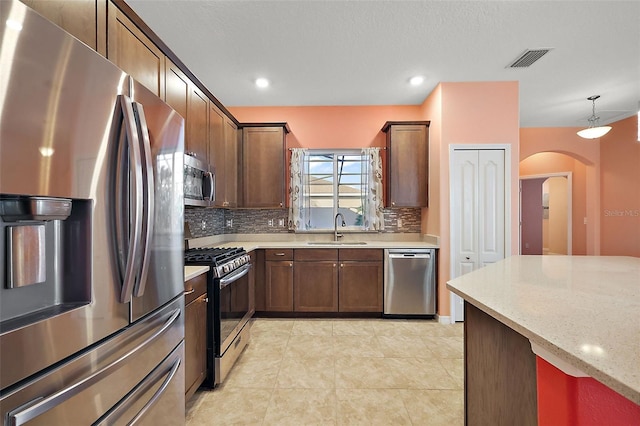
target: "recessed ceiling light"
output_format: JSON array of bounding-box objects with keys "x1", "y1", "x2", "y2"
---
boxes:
[
  {"x1": 255, "y1": 78, "x2": 269, "y2": 88},
  {"x1": 6, "y1": 19, "x2": 23, "y2": 31},
  {"x1": 39, "y1": 147, "x2": 54, "y2": 157},
  {"x1": 409, "y1": 76, "x2": 424, "y2": 86}
]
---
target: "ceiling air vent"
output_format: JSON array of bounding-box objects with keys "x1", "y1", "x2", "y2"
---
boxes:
[{"x1": 507, "y1": 48, "x2": 553, "y2": 68}]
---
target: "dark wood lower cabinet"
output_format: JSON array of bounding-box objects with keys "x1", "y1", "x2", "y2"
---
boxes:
[
  {"x1": 339, "y1": 261, "x2": 383, "y2": 312},
  {"x1": 265, "y1": 260, "x2": 294, "y2": 311},
  {"x1": 464, "y1": 302, "x2": 538, "y2": 425},
  {"x1": 294, "y1": 261, "x2": 338, "y2": 312},
  {"x1": 184, "y1": 274, "x2": 207, "y2": 402},
  {"x1": 256, "y1": 249, "x2": 384, "y2": 314}
]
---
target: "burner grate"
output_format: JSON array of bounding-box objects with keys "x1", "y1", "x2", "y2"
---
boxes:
[{"x1": 184, "y1": 247, "x2": 245, "y2": 265}]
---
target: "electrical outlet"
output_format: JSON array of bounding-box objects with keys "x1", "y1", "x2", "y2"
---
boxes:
[
  {"x1": 226, "y1": 219, "x2": 233, "y2": 228},
  {"x1": 278, "y1": 218, "x2": 285, "y2": 227},
  {"x1": 397, "y1": 218, "x2": 402, "y2": 228},
  {"x1": 201, "y1": 220, "x2": 206, "y2": 230},
  {"x1": 268, "y1": 219, "x2": 274, "y2": 226}
]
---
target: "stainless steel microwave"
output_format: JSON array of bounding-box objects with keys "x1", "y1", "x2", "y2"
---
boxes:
[{"x1": 184, "y1": 154, "x2": 214, "y2": 207}]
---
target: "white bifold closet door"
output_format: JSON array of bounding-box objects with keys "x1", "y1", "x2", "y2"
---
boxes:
[{"x1": 451, "y1": 149, "x2": 506, "y2": 321}]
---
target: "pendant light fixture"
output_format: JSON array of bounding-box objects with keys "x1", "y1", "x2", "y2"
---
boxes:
[{"x1": 577, "y1": 95, "x2": 612, "y2": 139}]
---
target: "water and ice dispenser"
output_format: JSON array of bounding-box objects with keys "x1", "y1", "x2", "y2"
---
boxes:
[{"x1": 0, "y1": 195, "x2": 91, "y2": 328}]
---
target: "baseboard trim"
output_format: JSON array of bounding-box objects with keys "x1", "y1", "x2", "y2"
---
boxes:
[{"x1": 436, "y1": 315, "x2": 454, "y2": 324}]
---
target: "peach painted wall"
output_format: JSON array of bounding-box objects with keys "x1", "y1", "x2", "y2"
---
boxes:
[
  {"x1": 599, "y1": 116, "x2": 640, "y2": 257},
  {"x1": 418, "y1": 84, "x2": 443, "y2": 238},
  {"x1": 228, "y1": 105, "x2": 423, "y2": 149},
  {"x1": 421, "y1": 81, "x2": 520, "y2": 318},
  {"x1": 520, "y1": 128, "x2": 600, "y2": 255},
  {"x1": 519, "y1": 153, "x2": 588, "y2": 255}
]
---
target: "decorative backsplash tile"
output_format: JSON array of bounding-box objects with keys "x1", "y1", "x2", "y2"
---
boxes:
[
  {"x1": 381, "y1": 208, "x2": 422, "y2": 233},
  {"x1": 226, "y1": 209, "x2": 290, "y2": 234},
  {"x1": 184, "y1": 207, "x2": 421, "y2": 238},
  {"x1": 184, "y1": 207, "x2": 225, "y2": 238}
]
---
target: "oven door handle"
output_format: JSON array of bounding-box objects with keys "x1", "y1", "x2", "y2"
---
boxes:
[{"x1": 219, "y1": 264, "x2": 251, "y2": 289}]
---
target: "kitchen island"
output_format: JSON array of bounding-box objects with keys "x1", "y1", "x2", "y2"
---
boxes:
[{"x1": 447, "y1": 255, "x2": 640, "y2": 425}]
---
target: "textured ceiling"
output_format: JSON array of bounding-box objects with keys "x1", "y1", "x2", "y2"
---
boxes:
[{"x1": 126, "y1": 0, "x2": 640, "y2": 128}]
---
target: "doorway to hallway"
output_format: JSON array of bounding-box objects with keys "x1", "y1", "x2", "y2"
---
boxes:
[{"x1": 520, "y1": 173, "x2": 572, "y2": 255}]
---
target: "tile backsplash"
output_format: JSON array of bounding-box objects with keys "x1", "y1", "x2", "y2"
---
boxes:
[{"x1": 185, "y1": 207, "x2": 421, "y2": 238}]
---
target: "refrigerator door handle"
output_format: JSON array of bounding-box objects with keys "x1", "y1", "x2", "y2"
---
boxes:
[
  {"x1": 116, "y1": 95, "x2": 144, "y2": 304},
  {"x1": 6, "y1": 309, "x2": 181, "y2": 425},
  {"x1": 95, "y1": 357, "x2": 181, "y2": 425},
  {"x1": 131, "y1": 101, "x2": 155, "y2": 298}
]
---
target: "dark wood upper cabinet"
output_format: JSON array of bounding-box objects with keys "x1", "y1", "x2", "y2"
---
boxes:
[
  {"x1": 382, "y1": 121, "x2": 430, "y2": 208},
  {"x1": 210, "y1": 103, "x2": 238, "y2": 207},
  {"x1": 241, "y1": 124, "x2": 289, "y2": 208},
  {"x1": 224, "y1": 118, "x2": 239, "y2": 207},
  {"x1": 21, "y1": 0, "x2": 104, "y2": 53},
  {"x1": 164, "y1": 59, "x2": 189, "y2": 122},
  {"x1": 187, "y1": 85, "x2": 209, "y2": 162},
  {"x1": 166, "y1": 59, "x2": 208, "y2": 162},
  {"x1": 107, "y1": 1, "x2": 165, "y2": 98},
  {"x1": 208, "y1": 103, "x2": 225, "y2": 206}
]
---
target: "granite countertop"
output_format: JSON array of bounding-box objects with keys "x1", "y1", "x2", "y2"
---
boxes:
[{"x1": 446, "y1": 255, "x2": 640, "y2": 404}]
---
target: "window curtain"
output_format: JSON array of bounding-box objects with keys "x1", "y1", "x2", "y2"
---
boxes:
[
  {"x1": 361, "y1": 147, "x2": 385, "y2": 231},
  {"x1": 288, "y1": 148, "x2": 309, "y2": 230}
]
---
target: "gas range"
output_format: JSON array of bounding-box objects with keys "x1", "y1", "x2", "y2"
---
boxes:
[
  {"x1": 184, "y1": 247, "x2": 250, "y2": 278},
  {"x1": 183, "y1": 245, "x2": 253, "y2": 387}
]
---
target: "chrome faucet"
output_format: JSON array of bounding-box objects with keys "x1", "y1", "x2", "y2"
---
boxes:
[{"x1": 334, "y1": 212, "x2": 346, "y2": 241}]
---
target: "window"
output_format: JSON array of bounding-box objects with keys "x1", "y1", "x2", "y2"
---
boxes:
[
  {"x1": 289, "y1": 148, "x2": 384, "y2": 232},
  {"x1": 305, "y1": 150, "x2": 366, "y2": 230}
]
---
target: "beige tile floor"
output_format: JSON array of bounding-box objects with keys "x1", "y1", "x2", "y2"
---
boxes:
[{"x1": 186, "y1": 318, "x2": 464, "y2": 425}]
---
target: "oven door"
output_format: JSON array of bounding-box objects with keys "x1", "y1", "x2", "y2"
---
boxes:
[{"x1": 216, "y1": 264, "x2": 251, "y2": 356}]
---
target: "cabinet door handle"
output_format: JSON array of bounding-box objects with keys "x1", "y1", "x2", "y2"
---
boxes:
[
  {"x1": 333, "y1": 263, "x2": 336, "y2": 267},
  {"x1": 183, "y1": 288, "x2": 195, "y2": 296},
  {"x1": 391, "y1": 201, "x2": 396, "y2": 206},
  {"x1": 340, "y1": 263, "x2": 344, "y2": 268},
  {"x1": 465, "y1": 256, "x2": 470, "y2": 260},
  {"x1": 204, "y1": 297, "x2": 209, "y2": 303},
  {"x1": 279, "y1": 202, "x2": 283, "y2": 207},
  {"x1": 289, "y1": 263, "x2": 293, "y2": 267},
  {"x1": 274, "y1": 253, "x2": 286, "y2": 256}
]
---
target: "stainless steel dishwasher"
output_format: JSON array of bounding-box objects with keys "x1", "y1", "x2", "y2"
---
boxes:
[{"x1": 384, "y1": 249, "x2": 436, "y2": 316}]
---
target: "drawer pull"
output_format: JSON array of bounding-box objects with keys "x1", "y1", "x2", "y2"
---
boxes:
[
  {"x1": 183, "y1": 288, "x2": 195, "y2": 296},
  {"x1": 274, "y1": 253, "x2": 286, "y2": 256}
]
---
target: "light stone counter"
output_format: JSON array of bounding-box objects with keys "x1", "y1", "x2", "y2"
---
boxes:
[
  {"x1": 184, "y1": 265, "x2": 209, "y2": 281},
  {"x1": 186, "y1": 233, "x2": 440, "y2": 252},
  {"x1": 446, "y1": 255, "x2": 640, "y2": 404}
]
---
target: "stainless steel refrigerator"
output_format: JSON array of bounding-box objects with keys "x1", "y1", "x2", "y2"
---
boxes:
[{"x1": 0, "y1": 1, "x2": 185, "y2": 423}]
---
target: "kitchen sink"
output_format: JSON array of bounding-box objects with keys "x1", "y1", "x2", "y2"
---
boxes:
[{"x1": 306, "y1": 241, "x2": 367, "y2": 245}]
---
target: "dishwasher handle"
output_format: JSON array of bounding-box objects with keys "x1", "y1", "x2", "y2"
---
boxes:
[{"x1": 388, "y1": 253, "x2": 431, "y2": 259}]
